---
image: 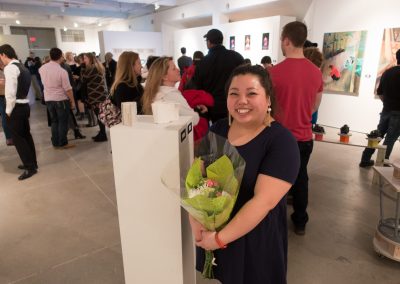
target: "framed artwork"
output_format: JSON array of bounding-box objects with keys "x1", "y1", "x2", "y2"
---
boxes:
[
  {"x1": 230, "y1": 36, "x2": 235, "y2": 51},
  {"x1": 375, "y1": 28, "x2": 400, "y2": 93},
  {"x1": 262, "y1": 33, "x2": 269, "y2": 50},
  {"x1": 322, "y1": 31, "x2": 367, "y2": 95},
  {"x1": 244, "y1": 35, "x2": 250, "y2": 51}
]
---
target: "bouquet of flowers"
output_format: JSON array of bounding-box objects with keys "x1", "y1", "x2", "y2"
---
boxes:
[{"x1": 182, "y1": 132, "x2": 246, "y2": 279}]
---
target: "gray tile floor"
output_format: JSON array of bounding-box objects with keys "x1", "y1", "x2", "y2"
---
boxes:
[{"x1": 1, "y1": 103, "x2": 400, "y2": 284}]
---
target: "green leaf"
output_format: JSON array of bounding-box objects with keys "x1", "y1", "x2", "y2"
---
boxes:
[
  {"x1": 185, "y1": 158, "x2": 203, "y2": 191},
  {"x1": 206, "y1": 155, "x2": 238, "y2": 194}
]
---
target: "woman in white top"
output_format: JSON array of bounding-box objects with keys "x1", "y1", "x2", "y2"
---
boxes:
[{"x1": 142, "y1": 56, "x2": 199, "y2": 125}]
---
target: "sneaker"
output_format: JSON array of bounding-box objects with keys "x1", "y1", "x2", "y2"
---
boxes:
[
  {"x1": 359, "y1": 160, "x2": 374, "y2": 168},
  {"x1": 294, "y1": 226, "x2": 306, "y2": 236}
]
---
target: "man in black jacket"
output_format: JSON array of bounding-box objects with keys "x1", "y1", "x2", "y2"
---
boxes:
[
  {"x1": 192, "y1": 29, "x2": 244, "y2": 123},
  {"x1": 177, "y1": 47, "x2": 192, "y2": 76},
  {"x1": 360, "y1": 49, "x2": 400, "y2": 167},
  {"x1": 103, "y1": 52, "x2": 117, "y2": 90}
]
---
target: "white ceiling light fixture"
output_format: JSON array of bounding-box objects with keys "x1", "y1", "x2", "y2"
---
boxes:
[
  {"x1": 15, "y1": 20, "x2": 20, "y2": 25},
  {"x1": 98, "y1": 22, "x2": 102, "y2": 27},
  {"x1": 154, "y1": 3, "x2": 160, "y2": 10},
  {"x1": 63, "y1": 26, "x2": 68, "y2": 32},
  {"x1": 74, "y1": 22, "x2": 78, "y2": 28}
]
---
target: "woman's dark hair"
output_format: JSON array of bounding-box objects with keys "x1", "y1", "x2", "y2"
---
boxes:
[
  {"x1": 146, "y1": 55, "x2": 160, "y2": 70},
  {"x1": 0, "y1": 44, "x2": 18, "y2": 59},
  {"x1": 225, "y1": 64, "x2": 277, "y2": 117},
  {"x1": 193, "y1": 51, "x2": 204, "y2": 66}
]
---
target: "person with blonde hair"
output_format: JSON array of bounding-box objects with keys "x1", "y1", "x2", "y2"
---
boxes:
[
  {"x1": 82, "y1": 52, "x2": 107, "y2": 141},
  {"x1": 142, "y1": 56, "x2": 199, "y2": 124},
  {"x1": 110, "y1": 51, "x2": 143, "y2": 114}
]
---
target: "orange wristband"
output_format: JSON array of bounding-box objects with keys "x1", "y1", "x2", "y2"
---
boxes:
[{"x1": 215, "y1": 232, "x2": 227, "y2": 249}]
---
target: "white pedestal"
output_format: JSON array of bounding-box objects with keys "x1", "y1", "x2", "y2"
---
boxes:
[{"x1": 111, "y1": 115, "x2": 196, "y2": 284}]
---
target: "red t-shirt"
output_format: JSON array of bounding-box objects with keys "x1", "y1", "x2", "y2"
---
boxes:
[{"x1": 269, "y1": 58, "x2": 323, "y2": 141}]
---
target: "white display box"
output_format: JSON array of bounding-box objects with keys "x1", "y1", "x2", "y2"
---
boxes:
[{"x1": 111, "y1": 115, "x2": 196, "y2": 284}]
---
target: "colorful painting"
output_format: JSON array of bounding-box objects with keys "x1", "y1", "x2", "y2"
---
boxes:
[
  {"x1": 375, "y1": 28, "x2": 400, "y2": 93},
  {"x1": 244, "y1": 35, "x2": 250, "y2": 51},
  {"x1": 230, "y1": 36, "x2": 235, "y2": 51},
  {"x1": 322, "y1": 31, "x2": 367, "y2": 95},
  {"x1": 262, "y1": 33, "x2": 269, "y2": 50}
]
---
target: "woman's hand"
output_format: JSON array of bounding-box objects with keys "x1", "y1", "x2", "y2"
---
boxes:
[
  {"x1": 189, "y1": 215, "x2": 205, "y2": 242},
  {"x1": 196, "y1": 231, "x2": 219, "y2": 250},
  {"x1": 196, "y1": 104, "x2": 208, "y2": 113}
]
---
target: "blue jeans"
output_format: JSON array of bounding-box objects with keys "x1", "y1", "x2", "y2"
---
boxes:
[
  {"x1": 361, "y1": 110, "x2": 400, "y2": 161},
  {"x1": 0, "y1": 96, "x2": 11, "y2": 139},
  {"x1": 47, "y1": 100, "x2": 70, "y2": 147}
]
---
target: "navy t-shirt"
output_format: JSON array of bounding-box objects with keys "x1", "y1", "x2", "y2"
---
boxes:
[{"x1": 196, "y1": 119, "x2": 300, "y2": 284}]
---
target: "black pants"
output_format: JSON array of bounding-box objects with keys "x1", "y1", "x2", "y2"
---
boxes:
[
  {"x1": 7, "y1": 103, "x2": 37, "y2": 170},
  {"x1": 290, "y1": 140, "x2": 314, "y2": 228}
]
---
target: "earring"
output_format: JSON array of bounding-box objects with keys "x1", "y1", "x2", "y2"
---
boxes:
[
  {"x1": 228, "y1": 113, "x2": 232, "y2": 126},
  {"x1": 264, "y1": 106, "x2": 272, "y2": 127}
]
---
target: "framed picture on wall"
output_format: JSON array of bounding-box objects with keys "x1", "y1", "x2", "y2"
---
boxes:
[
  {"x1": 230, "y1": 36, "x2": 235, "y2": 51},
  {"x1": 262, "y1": 33, "x2": 269, "y2": 50},
  {"x1": 322, "y1": 30, "x2": 367, "y2": 96},
  {"x1": 375, "y1": 27, "x2": 400, "y2": 95},
  {"x1": 244, "y1": 35, "x2": 251, "y2": 51}
]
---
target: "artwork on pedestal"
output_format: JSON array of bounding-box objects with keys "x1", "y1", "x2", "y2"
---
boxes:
[
  {"x1": 322, "y1": 31, "x2": 367, "y2": 95},
  {"x1": 375, "y1": 27, "x2": 400, "y2": 93},
  {"x1": 244, "y1": 35, "x2": 251, "y2": 51},
  {"x1": 262, "y1": 33, "x2": 269, "y2": 50},
  {"x1": 230, "y1": 36, "x2": 235, "y2": 51}
]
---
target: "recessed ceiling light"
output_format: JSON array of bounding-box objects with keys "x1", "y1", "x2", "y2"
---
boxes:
[
  {"x1": 154, "y1": 3, "x2": 160, "y2": 10},
  {"x1": 74, "y1": 22, "x2": 78, "y2": 28},
  {"x1": 98, "y1": 23, "x2": 102, "y2": 27},
  {"x1": 63, "y1": 26, "x2": 68, "y2": 31},
  {"x1": 15, "y1": 20, "x2": 20, "y2": 24}
]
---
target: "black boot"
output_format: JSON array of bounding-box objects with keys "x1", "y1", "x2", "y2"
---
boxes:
[{"x1": 74, "y1": 129, "x2": 86, "y2": 139}]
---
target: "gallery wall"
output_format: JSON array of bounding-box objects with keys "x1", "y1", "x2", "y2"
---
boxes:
[
  {"x1": 173, "y1": 16, "x2": 295, "y2": 67},
  {"x1": 308, "y1": 0, "x2": 400, "y2": 132},
  {"x1": 98, "y1": 31, "x2": 163, "y2": 63},
  {"x1": 0, "y1": 34, "x2": 30, "y2": 62}
]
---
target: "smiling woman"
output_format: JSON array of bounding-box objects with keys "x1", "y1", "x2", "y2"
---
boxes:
[{"x1": 192, "y1": 65, "x2": 300, "y2": 284}]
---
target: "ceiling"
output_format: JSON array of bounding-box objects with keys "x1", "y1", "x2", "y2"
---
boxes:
[
  {"x1": 0, "y1": 0, "x2": 313, "y2": 29},
  {"x1": 0, "y1": 0, "x2": 180, "y2": 27}
]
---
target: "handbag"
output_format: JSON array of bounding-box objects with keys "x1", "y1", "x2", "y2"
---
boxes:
[{"x1": 98, "y1": 95, "x2": 121, "y2": 128}]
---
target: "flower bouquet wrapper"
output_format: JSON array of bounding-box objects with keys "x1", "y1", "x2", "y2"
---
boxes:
[{"x1": 183, "y1": 132, "x2": 246, "y2": 279}]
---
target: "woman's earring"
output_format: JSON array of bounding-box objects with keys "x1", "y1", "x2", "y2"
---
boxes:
[
  {"x1": 264, "y1": 106, "x2": 272, "y2": 127},
  {"x1": 228, "y1": 114, "x2": 232, "y2": 126}
]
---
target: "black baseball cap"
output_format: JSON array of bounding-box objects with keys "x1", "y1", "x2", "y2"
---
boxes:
[{"x1": 204, "y1": 29, "x2": 223, "y2": 44}]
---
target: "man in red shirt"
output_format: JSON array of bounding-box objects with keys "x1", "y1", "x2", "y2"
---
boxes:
[{"x1": 269, "y1": 21, "x2": 323, "y2": 235}]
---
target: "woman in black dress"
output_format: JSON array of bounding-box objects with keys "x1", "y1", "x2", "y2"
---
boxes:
[
  {"x1": 193, "y1": 65, "x2": 300, "y2": 284},
  {"x1": 110, "y1": 51, "x2": 144, "y2": 114}
]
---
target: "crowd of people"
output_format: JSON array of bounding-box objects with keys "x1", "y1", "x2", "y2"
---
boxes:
[{"x1": 2, "y1": 19, "x2": 397, "y2": 284}]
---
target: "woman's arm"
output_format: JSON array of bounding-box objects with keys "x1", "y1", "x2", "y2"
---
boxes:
[{"x1": 196, "y1": 174, "x2": 292, "y2": 250}]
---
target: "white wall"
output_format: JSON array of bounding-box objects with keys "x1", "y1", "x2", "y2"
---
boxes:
[
  {"x1": 0, "y1": 34, "x2": 30, "y2": 61},
  {"x1": 173, "y1": 16, "x2": 295, "y2": 66},
  {"x1": 98, "y1": 31, "x2": 163, "y2": 62},
  {"x1": 56, "y1": 28, "x2": 100, "y2": 56},
  {"x1": 307, "y1": 0, "x2": 400, "y2": 132}
]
